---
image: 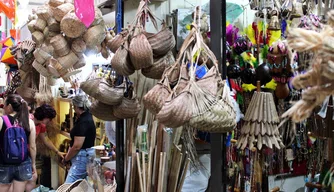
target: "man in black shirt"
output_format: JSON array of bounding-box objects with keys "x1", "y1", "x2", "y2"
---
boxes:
[{"x1": 63, "y1": 94, "x2": 96, "y2": 183}]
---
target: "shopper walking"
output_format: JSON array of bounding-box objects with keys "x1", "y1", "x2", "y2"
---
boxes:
[
  {"x1": 0, "y1": 94, "x2": 36, "y2": 192},
  {"x1": 63, "y1": 94, "x2": 96, "y2": 183},
  {"x1": 24, "y1": 104, "x2": 66, "y2": 191}
]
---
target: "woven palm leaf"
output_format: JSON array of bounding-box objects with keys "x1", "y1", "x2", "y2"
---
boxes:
[
  {"x1": 111, "y1": 43, "x2": 135, "y2": 76},
  {"x1": 146, "y1": 26, "x2": 176, "y2": 56},
  {"x1": 129, "y1": 33, "x2": 153, "y2": 70},
  {"x1": 90, "y1": 101, "x2": 119, "y2": 121},
  {"x1": 107, "y1": 30, "x2": 129, "y2": 53},
  {"x1": 113, "y1": 96, "x2": 141, "y2": 119},
  {"x1": 142, "y1": 51, "x2": 175, "y2": 79}
]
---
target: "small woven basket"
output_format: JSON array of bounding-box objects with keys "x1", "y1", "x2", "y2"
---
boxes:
[
  {"x1": 32, "y1": 60, "x2": 50, "y2": 77},
  {"x1": 113, "y1": 96, "x2": 141, "y2": 119},
  {"x1": 111, "y1": 43, "x2": 135, "y2": 76},
  {"x1": 142, "y1": 51, "x2": 175, "y2": 79},
  {"x1": 53, "y1": 3, "x2": 74, "y2": 22},
  {"x1": 34, "y1": 18, "x2": 47, "y2": 31},
  {"x1": 83, "y1": 24, "x2": 106, "y2": 47},
  {"x1": 57, "y1": 51, "x2": 79, "y2": 69},
  {"x1": 50, "y1": 34, "x2": 70, "y2": 57},
  {"x1": 146, "y1": 26, "x2": 176, "y2": 56},
  {"x1": 33, "y1": 48, "x2": 51, "y2": 64},
  {"x1": 90, "y1": 101, "x2": 119, "y2": 121},
  {"x1": 107, "y1": 30, "x2": 128, "y2": 53},
  {"x1": 129, "y1": 33, "x2": 153, "y2": 70}
]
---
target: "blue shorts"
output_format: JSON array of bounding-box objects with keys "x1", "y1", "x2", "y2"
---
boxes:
[
  {"x1": 0, "y1": 157, "x2": 33, "y2": 184},
  {"x1": 65, "y1": 149, "x2": 95, "y2": 184}
]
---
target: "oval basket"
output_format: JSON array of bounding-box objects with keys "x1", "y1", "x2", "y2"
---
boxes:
[
  {"x1": 80, "y1": 78, "x2": 124, "y2": 105},
  {"x1": 129, "y1": 33, "x2": 153, "y2": 70},
  {"x1": 146, "y1": 26, "x2": 176, "y2": 56},
  {"x1": 142, "y1": 51, "x2": 175, "y2": 79},
  {"x1": 143, "y1": 76, "x2": 171, "y2": 114},
  {"x1": 90, "y1": 101, "x2": 119, "y2": 121},
  {"x1": 107, "y1": 30, "x2": 128, "y2": 53},
  {"x1": 32, "y1": 60, "x2": 50, "y2": 77},
  {"x1": 111, "y1": 43, "x2": 135, "y2": 76},
  {"x1": 113, "y1": 97, "x2": 141, "y2": 119},
  {"x1": 50, "y1": 34, "x2": 70, "y2": 57}
]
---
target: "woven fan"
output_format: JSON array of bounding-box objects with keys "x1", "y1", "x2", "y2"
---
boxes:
[{"x1": 21, "y1": 40, "x2": 36, "y2": 54}]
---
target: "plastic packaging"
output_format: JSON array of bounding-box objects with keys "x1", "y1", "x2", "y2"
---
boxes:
[{"x1": 74, "y1": 0, "x2": 95, "y2": 28}]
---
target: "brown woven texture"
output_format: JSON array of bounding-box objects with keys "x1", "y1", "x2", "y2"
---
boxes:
[
  {"x1": 36, "y1": 5, "x2": 51, "y2": 21},
  {"x1": 143, "y1": 76, "x2": 171, "y2": 114},
  {"x1": 83, "y1": 24, "x2": 106, "y2": 47},
  {"x1": 34, "y1": 18, "x2": 47, "y2": 31},
  {"x1": 32, "y1": 60, "x2": 50, "y2": 77},
  {"x1": 73, "y1": 54, "x2": 86, "y2": 69},
  {"x1": 107, "y1": 30, "x2": 128, "y2": 53},
  {"x1": 146, "y1": 26, "x2": 176, "y2": 56},
  {"x1": 111, "y1": 43, "x2": 135, "y2": 76},
  {"x1": 113, "y1": 97, "x2": 141, "y2": 119},
  {"x1": 60, "y1": 11, "x2": 87, "y2": 38},
  {"x1": 142, "y1": 51, "x2": 175, "y2": 79},
  {"x1": 49, "y1": 0, "x2": 64, "y2": 7},
  {"x1": 90, "y1": 101, "x2": 119, "y2": 121},
  {"x1": 53, "y1": 3, "x2": 74, "y2": 22},
  {"x1": 33, "y1": 48, "x2": 51, "y2": 64},
  {"x1": 50, "y1": 34, "x2": 70, "y2": 57},
  {"x1": 129, "y1": 33, "x2": 153, "y2": 70},
  {"x1": 57, "y1": 51, "x2": 79, "y2": 69},
  {"x1": 32, "y1": 31, "x2": 44, "y2": 45},
  {"x1": 80, "y1": 78, "x2": 124, "y2": 105}
]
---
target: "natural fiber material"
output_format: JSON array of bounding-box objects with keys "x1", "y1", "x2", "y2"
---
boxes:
[
  {"x1": 146, "y1": 26, "x2": 176, "y2": 56},
  {"x1": 143, "y1": 76, "x2": 171, "y2": 114},
  {"x1": 57, "y1": 51, "x2": 79, "y2": 69},
  {"x1": 129, "y1": 33, "x2": 153, "y2": 70},
  {"x1": 50, "y1": 34, "x2": 70, "y2": 57},
  {"x1": 32, "y1": 60, "x2": 50, "y2": 77},
  {"x1": 34, "y1": 18, "x2": 47, "y2": 31},
  {"x1": 113, "y1": 96, "x2": 141, "y2": 119},
  {"x1": 107, "y1": 30, "x2": 128, "y2": 53},
  {"x1": 90, "y1": 101, "x2": 119, "y2": 121},
  {"x1": 111, "y1": 43, "x2": 135, "y2": 76},
  {"x1": 53, "y1": 3, "x2": 74, "y2": 22},
  {"x1": 71, "y1": 38, "x2": 86, "y2": 54},
  {"x1": 60, "y1": 11, "x2": 87, "y2": 38},
  {"x1": 47, "y1": 17, "x2": 61, "y2": 32},
  {"x1": 142, "y1": 51, "x2": 175, "y2": 79},
  {"x1": 33, "y1": 48, "x2": 51, "y2": 64},
  {"x1": 80, "y1": 78, "x2": 124, "y2": 105},
  {"x1": 49, "y1": 0, "x2": 64, "y2": 7},
  {"x1": 32, "y1": 31, "x2": 44, "y2": 45},
  {"x1": 83, "y1": 24, "x2": 106, "y2": 47},
  {"x1": 73, "y1": 55, "x2": 86, "y2": 69}
]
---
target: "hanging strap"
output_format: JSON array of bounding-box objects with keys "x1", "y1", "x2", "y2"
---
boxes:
[{"x1": 2, "y1": 115, "x2": 13, "y2": 128}]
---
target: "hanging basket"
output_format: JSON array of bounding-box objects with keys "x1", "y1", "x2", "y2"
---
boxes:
[
  {"x1": 83, "y1": 24, "x2": 106, "y2": 47},
  {"x1": 129, "y1": 32, "x2": 153, "y2": 70},
  {"x1": 32, "y1": 60, "x2": 50, "y2": 77},
  {"x1": 50, "y1": 34, "x2": 70, "y2": 57},
  {"x1": 80, "y1": 78, "x2": 124, "y2": 105},
  {"x1": 111, "y1": 43, "x2": 135, "y2": 76},
  {"x1": 107, "y1": 30, "x2": 128, "y2": 53},
  {"x1": 142, "y1": 51, "x2": 175, "y2": 79},
  {"x1": 143, "y1": 76, "x2": 171, "y2": 114},
  {"x1": 113, "y1": 96, "x2": 141, "y2": 119},
  {"x1": 146, "y1": 26, "x2": 176, "y2": 56},
  {"x1": 90, "y1": 101, "x2": 119, "y2": 121}
]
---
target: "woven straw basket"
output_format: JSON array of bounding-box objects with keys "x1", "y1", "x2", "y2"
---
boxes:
[
  {"x1": 90, "y1": 101, "x2": 119, "y2": 121},
  {"x1": 107, "y1": 30, "x2": 128, "y2": 53},
  {"x1": 53, "y1": 3, "x2": 74, "y2": 22},
  {"x1": 83, "y1": 25, "x2": 106, "y2": 47},
  {"x1": 32, "y1": 60, "x2": 50, "y2": 77},
  {"x1": 111, "y1": 43, "x2": 135, "y2": 76},
  {"x1": 80, "y1": 78, "x2": 124, "y2": 105},
  {"x1": 143, "y1": 76, "x2": 171, "y2": 114},
  {"x1": 129, "y1": 33, "x2": 153, "y2": 70},
  {"x1": 142, "y1": 51, "x2": 175, "y2": 79},
  {"x1": 113, "y1": 97, "x2": 141, "y2": 119},
  {"x1": 33, "y1": 48, "x2": 51, "y2": 64},
  {"x1": 50, "y1": 34, "x2": 70, "y2": 57},
  {"x1": 146, "y1": 26, "x2": 176, "y2": 56},
  {"x1": 156, "y1": 85, "x2": 193, "y2": 128}
]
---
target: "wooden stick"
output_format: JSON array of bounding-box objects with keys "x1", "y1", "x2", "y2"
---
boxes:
[
  {"x1": 168, "y1": 146, "x2": 182, "y2": 192},
  {"x1": 256, "y1": 80, "x2": 261, "y2": 92},
  {"x1": 177, "y1": 158, "x2": 190, "y2": 192},
  {"x1": 157, "y1": 152, "x2": 164, "y2": 192},
  {"x1": 137, "y1": 153, "x2": 144, "y2": 192},
  {"x1": 125, "y1": 157, "x2": 132, "y2": 192},
  {"x1": 147, "y1": 121, "x2": 157, "y2": 192},
  {"x1": 142, "y1": 152, "x2": 146, "y2": 192},
  {"x1": 153, "y1": 123, "x2": 164, "y2": 192},
  {"x1": 160, "y1": 152, "x2": 167, "y2": 192}
]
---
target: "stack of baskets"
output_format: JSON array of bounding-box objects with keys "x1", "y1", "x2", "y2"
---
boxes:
[
  {"x1": 28, "y1": 0, "x2": 112, "y2": 82},
  {"x1": 143, "y1": 18, "x2": 237, "y2": 133},
  {"x1": 109, "y1": 0, "x2": 176, "y2": 79}
]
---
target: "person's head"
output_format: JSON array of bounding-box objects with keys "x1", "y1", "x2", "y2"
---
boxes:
[
  {"x1": 72, "y1": 94, "x2": 91, "y2": 115},
  {"x1": 3, "y1": 94, "x2": 30, "y2": 132},
  {"x1": 34, "y1": 104, "x2": 57, "y2": 125}
]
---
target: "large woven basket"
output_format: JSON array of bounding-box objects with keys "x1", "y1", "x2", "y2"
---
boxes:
[
  {"x1": 90, "y1": 101, "x2": 119, "y2": 121},
  {"x1": 146, "y1": 26, "x2": 176, "y2": 56},
  {"x1": 80, "y1": 78, "x2": 124, "y2": 105},
  {"x1": 143, "y1": 76, "x2": 171, "y2": 114},
  {"x1": 129, "y1": 33, "x2": 153, "y2": 70},
  {"x1": 111, "y1": 43, "x2": 135, "y2": 76},
  {"x1": 113, "y1": 97, "x2": 141, "y2": 119},
  {"x1": 142, "y1": 51, "x2": 175, "y2": 79}
]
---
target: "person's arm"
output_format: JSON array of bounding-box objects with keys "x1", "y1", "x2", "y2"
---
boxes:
[
  {"x1": 63, "y1": 136, "x2": 85, "y2": 162},
  {"x1": 29, "y1": 119, "x2": 37, "y2": 173},
  {"x1": 38, "y1": 133, "x2": 65, "y2": 158}
]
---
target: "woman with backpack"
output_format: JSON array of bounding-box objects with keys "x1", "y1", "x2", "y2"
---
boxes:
[
  {"x1": 62, "y1": 94, "x2": 96, "y2": 183},
  {"x1": 0, "y1": 94, "x2": 36, "y2": 192}
]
